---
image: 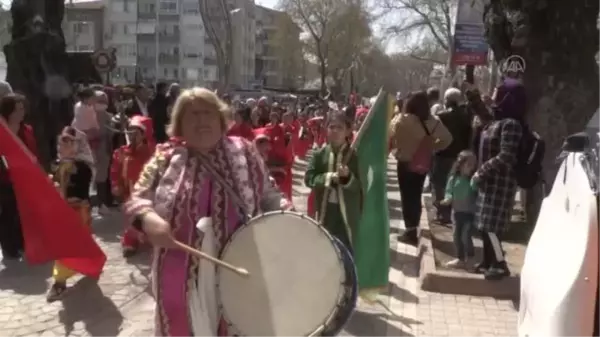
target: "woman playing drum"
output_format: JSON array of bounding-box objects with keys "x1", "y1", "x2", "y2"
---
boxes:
[{"x1": 124, "y1": 87, "x2": 292, "y2": 336}]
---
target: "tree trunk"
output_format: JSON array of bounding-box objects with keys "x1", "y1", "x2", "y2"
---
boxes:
[
  {"x1": 319, "y1": 58, "x2": 327, "y2": 97},
  {"x1": 483, "y1": 0, "x2": 599, "y2": 226}
]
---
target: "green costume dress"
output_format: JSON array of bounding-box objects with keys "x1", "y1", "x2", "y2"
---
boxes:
[{"x1": 304, "y1": 143, "x2": 362, "y2": 250}]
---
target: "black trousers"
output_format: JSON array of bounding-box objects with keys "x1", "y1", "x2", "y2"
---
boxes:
[
  {"x1": 480, "y1": 230, "x2": 505, "y2": 266},
  {"x1": 397, "y1": 162, "x2": 427, "y2": 230},
  {"x1": 95, "y1": 181, "x2": 113, "y2": 207},
  {"x1": 0, "y1": 184, "x2": 24, "y2": 257},
  {"x1": 431, "y1": 155, "x2": 455, "y2": 219}
]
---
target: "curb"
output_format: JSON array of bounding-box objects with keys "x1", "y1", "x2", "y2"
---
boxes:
[{"x1": 418, "y1": 195, "x2": 520, "y2": 299}]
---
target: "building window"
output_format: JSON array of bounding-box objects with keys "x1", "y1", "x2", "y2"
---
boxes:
[
  {"x1": 173, "y1": 47, "x2": 179, "y2": 56},
  {"x1": 182, "y1": 2, "x2": 199, "y2": 14},
  {"x1": 173, "y1": 68, "x2": 179, "y2": 79},
  {"x1": 111, "y1": 1, "x2": 124, "y2": 12},
  {"x1": 184, "y1": 23, "x2": 203, "y2": 31},
  {"x1": 159, "y1": 0, "x2": 178, "y2": 14},
  {"x1": 72, "y1": 22, "x2": 90, "y2": 34}
]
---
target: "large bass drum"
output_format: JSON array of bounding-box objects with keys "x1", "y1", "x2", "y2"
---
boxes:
[{"x1": 217, "y1": 211, "x2": 358, "y2": 336}]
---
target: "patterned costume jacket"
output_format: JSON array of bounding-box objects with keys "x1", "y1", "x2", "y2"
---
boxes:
[{"x1": 124, "y1": 136, "x2": 289, "y2": 336}]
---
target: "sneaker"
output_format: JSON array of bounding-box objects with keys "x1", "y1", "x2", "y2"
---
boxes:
[
  {"x1": 1, "y1": 251, "x2": 21, "y2": 261},
  {"x1": 398, "y1": 231, "x2": 418, "y2": 245},
  {"x1": 444, "y1": 258, "x2": 465, "y2": 268},
  {"x1": 484, "y1": 263, "x2": 510, "y2": 280},
  {"x1": 472, "y1": 261, "x2": 489, "y2": 274},
  {"x1": 46, "y1": 282, "x2": 67, "y2": 302}
]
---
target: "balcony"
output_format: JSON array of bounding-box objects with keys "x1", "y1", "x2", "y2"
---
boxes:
[
  {"x1": 158, "y1": 54, "x2": 180, "y2": 64},
  {"x1": 204, "y1": 57, "x2": 217, "y2": 66},
  {"x1": 137, "y1": 32, "x2": 180, "y2": 43},
  {"x1": 138, "y1": 11, "x2": 156, "y2": 20}
]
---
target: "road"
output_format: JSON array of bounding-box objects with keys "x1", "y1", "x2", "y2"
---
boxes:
[{"x1": 0, "y1": 156, "x2": 518, "y2": 336}]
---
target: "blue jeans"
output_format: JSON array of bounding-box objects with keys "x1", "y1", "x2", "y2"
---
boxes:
[{"x1": 453, "y1": 212, "x2": 475, "y2": 260}]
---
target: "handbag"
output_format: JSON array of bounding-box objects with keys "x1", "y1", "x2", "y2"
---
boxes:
[{"x1": 408, "y1": 119, "x2": 439, "y2": 174}]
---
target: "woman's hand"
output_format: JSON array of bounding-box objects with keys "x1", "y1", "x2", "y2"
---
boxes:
[
  {"x1": 471, "y1": 172, "x2": 481, "y2": 186},
  {"x1": 141, "y1": 212, "x2": 176, "y2": 248}
]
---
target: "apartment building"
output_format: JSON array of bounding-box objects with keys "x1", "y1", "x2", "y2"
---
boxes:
[
  {"x1": 255, "y1": 5, "x2": 302, "y2": 88},
  {"x1": 1, "y1": 0, "x2": 303, "y2": 89},
  {"x1": 104, "y1": 0, "x2": 138, "y2": 84},
  {"x1": 201, "y1": 0, "x2": 255, "y2": 89},
  {"x1": 63, "y1": 0, "x2": 105, "y2": 52}
]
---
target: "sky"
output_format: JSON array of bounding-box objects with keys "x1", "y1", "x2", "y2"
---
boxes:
[{"x1": 255, "y1": 0, "x2": 278, "y2": 9}]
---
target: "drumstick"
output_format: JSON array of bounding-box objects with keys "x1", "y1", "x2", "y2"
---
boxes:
[{"x1": 172, "y1": 240, "x2": 250, "y2": 277}]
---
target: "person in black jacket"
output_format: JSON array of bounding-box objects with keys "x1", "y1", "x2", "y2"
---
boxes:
[
  {"x1": 149, "y1": 82, "x2": 169, "y2": 143},
  {"x1": 432, "y1": 88, "x2": 473, "y2": 223}
]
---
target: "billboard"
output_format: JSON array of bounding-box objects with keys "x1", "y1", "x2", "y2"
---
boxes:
[{"x1": 451, "y1": 0, "x2": 489, "y2": 65}]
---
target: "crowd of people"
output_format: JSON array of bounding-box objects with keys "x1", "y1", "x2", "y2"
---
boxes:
[
  {"x1": 0, "y1": 75, "x2": 536, "y2": 332},
  {"x1": 390, "y1": 79, "x2": 536, "y2": 281}
]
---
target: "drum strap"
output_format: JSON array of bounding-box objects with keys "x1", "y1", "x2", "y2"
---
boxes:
[{"x1": 197, "y1": 155, "x2": 252, "y2": 218}]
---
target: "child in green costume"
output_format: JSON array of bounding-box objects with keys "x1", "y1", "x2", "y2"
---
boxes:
[{"x1": 304, "y1": 111, "x2": 362, "y2": 251}]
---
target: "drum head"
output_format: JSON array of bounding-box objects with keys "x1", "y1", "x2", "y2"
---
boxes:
[{"x1": 218, "y1": 211, "x2": 346, "y2": 336}]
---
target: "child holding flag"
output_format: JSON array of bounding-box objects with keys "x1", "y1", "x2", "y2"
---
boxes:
[{"x1": 304, "y1": 111, "x2": 362, "y2": 250}]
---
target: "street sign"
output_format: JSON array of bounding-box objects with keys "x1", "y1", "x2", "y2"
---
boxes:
[{"x1": 91, "y1": 48, "x2": 116, "y2": 73}]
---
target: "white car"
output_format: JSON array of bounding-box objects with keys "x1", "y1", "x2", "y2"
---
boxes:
[{"x1": 518, "y1": 131, "x2": 599, "y2": 336}]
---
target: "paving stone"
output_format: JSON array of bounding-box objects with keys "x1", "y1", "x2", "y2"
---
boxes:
[{"x1": 0, "y1": 157, "x2": 518, "y2": 336}]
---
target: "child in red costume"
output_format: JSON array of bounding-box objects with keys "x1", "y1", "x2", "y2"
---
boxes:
[
  {"x1": 264, "y1": 111, "x2": 290, "y2": 193},
  {"x1": 110, "y1": 116, "x2": 155, "y2": 257},
  {"x1": 307, "y1": 116, "x2": 326, "y2": 149},
  {"x1": 227, "y1": 107, "x2": 255, "y2": 141},
  {"x1": 254, "y1": 127, "x2": 287, "y2": 193},
  {"x1": 279, "y1": 111, "x2": 297, "y2": 199},
  {"x1": 295, "y1": 112, "x2": 312, "y2": 160}
]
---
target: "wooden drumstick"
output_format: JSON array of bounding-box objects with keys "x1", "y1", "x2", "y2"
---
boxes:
[{"x1": 172, "y1": 241, "x2": 250, "y2": 277}]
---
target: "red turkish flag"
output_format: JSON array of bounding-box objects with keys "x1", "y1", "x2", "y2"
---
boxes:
[{"x1": 0, "y1": 121, "x2": 106, "y2": 278}]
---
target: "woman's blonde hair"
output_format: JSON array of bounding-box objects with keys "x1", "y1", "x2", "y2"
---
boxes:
[{"x1": 167, "y1": 87, "x2": 231, "y2": 137}]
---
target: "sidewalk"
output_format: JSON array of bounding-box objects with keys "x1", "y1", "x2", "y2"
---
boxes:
[{"x1": 0, "y1": 157, "x2": 517, "y2": 336}]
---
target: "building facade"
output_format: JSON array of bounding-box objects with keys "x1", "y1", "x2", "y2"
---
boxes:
[
  {"x1": 255, "y1": 5, "x2": 302, "y2": 89},
  {"x1": 1, "y1": 0, "x2": 303, "y2": 89},
  {"x1": 63, "y1": 0, "x2": 105, "y2": 53}
]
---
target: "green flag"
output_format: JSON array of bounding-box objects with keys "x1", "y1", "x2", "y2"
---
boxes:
[{"x1": 352, "y1": 89, "x2": 393, "y2": 294}]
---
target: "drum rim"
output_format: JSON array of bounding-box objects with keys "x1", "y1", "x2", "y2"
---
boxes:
[{"x1": 216, "y1": 210, "x2": 347, "y2": 336}]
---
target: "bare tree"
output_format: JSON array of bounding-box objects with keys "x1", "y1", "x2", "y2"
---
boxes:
[
  {"x1": 199, "y1": 0, "x2": 233, "y2": 89},
  {"x1": 377, "y1": 0, "x2": 457, "y2": 57},
  {"x1": 279, "y1": 0, "x2": 372, "y2": 96},
  {"x1": 272, "y1": 12, "x2": 304, "y2": 88}
]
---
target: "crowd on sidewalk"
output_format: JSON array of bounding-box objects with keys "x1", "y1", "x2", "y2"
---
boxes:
[{"x1": 0, "y1": 76, "x2": 543, "y2": 334}]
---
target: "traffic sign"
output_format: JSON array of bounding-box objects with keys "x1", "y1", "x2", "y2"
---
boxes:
[{"x1": 92, "y1": 48, "x2": 116, "y2": 73}]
